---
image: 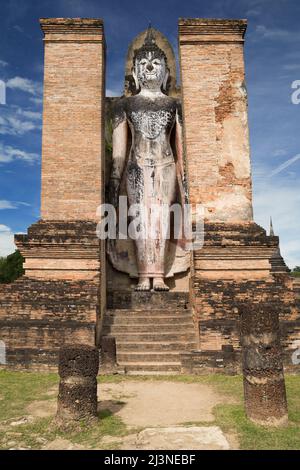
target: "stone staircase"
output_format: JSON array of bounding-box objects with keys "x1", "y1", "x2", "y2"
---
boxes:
[{"x1": 101, "y1": 291, "x2": 197, "y2": 374}]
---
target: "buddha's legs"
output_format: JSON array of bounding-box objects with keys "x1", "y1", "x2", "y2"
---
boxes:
[{"x1": 126, "y1": 161, "x2": 176, "y2": 291}]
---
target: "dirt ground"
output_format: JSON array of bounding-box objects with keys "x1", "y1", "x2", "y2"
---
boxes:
[
  {"x1": 98, "y1": 380, "x2": 234, "y2": 426},
  {"x1": 2, "y1": 373, "x2": 300, "y2": 450},
  {"x1": 18, "y1": 379, "x2": 238, "y2": 450}
]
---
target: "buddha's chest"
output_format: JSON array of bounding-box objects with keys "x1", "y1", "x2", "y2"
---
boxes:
[
  {"x1": 129, "y1": 110, "x2": 175, "y2": 139},
  {"x1": 126, "y1": 99, "x2": 177, "y2": 140}
]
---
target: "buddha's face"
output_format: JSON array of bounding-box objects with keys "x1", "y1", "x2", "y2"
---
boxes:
[{"x1": 135, "y1": 51, "x2": 167, "y2": 91}]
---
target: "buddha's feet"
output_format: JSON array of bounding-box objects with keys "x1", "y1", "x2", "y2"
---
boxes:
[
  {"x1": 153, "y1": 277, "x2": 169, "y2": 291},
  {"x1": 135, "y1": 277, "x2": 151, "y2": 291}
]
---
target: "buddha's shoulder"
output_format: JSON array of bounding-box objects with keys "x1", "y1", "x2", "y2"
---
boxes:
[
  {"x1": 112, "y1": 97, "x2": 127, "y2": 113},
  {"x1": 127, "y1": 94, "x2": 180, "y2": 109},
  {"x1": 112, "y1": 95, "x2": 182, "y2": 115}
]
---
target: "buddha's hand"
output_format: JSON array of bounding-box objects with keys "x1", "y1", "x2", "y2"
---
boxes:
[{"x1": 108, "y1": 178, "x2": 120, "y2": 208}]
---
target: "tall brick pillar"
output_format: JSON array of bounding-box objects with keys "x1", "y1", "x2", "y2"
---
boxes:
[
  {"x1": 179, "y1": 19, "x2": 252, "y2": 222},
  {"x1": 17, "y1": 19, "x2": 106, "y2": 282},
  {"x1": 178, "y1": 18, "x2": 291, "y2": 382},
  {"x1": 0, "y1": 19, "x2": 107, "y2": 369},
  {"x1": 40, "y1": 18, "x2": 105, "y2": 221}
]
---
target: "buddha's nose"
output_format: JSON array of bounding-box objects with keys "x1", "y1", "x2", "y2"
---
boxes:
[{"x1": 147, "y1": 63, "x2": 154, "y2": 72}]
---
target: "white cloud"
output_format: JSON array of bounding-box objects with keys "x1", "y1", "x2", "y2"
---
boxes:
[
  {"x1": 246, "y1": 9, "x2": 261, "y2": 17},
  {"x1": 0, "y1": 200, "x2": 17, "y2": 210},
  {"x1": 0, "y1": 200, "x2": 31, "y2": 210},
  {"x1": 255, "y1": 25, "x2": 300, "y2": 41},
  {"x1": 283, "y1": 64, "x2": 300, "y2": 71},
  {"x1": 0, "y1": 60, "x2": 8, "y2": 67},
  {"x1": 106, "y1": 88, "x2": 122, "y2": 97},
  {"x1": 0, "y1": 114, "x2": 41, "y2": 136},
  {"x1": 273, "y1": 149, "x2": 288, "y2": 158},
  {"x1": 269, "y1": 154, "x2": 300, "y2": 177},
  {"x1": 0, "y1": 225, "x2": 11, "y2": 232},
  {"x1": 0, "y1": 143, "x2": 39, "y2": 164},
  {"x1": 0, "y1": 225, "x2": 16, "y2": 257},
  {"x1": 0, "y1": 102, "x2": 42, "y2": 136},
  {"x1": 16, "y1": 108, "x2": 42, "y2": 120},
  {"x1": 6, "y1": 77, "x2": 43, "y2": 96},
  {"x1": 17, "y1": 202, "x2": 31, "y2": 207},
  {"x1": 29, "y1": 97, "x2": 43, "y2": 106},
  {"x1": 13, "y1": 25, "x2": 24, "y2": 33}
]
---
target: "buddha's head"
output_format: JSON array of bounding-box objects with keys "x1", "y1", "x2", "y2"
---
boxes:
[{"x1": 132, "y1": 28, "x2": 169, "y2": 93}]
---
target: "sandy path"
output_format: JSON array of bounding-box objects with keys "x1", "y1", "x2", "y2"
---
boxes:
[{"x1": 98, "y1": 380, "x2": 231, "y2": 427}]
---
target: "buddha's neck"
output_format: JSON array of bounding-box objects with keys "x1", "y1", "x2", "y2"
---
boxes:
[{"x1": 139, "y1": 88, "x2": 165, "y2": 99}]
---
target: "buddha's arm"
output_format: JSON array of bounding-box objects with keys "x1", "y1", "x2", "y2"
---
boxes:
[
  {"x1": 175, "y1": 104, "x2": 184, "y2": 180},
  {"x1": 175, "y1": 103, "x2": 189, "y2": 204},
  {"x1": 109, "y1": 117, "x2": 128, "y2": 208}
]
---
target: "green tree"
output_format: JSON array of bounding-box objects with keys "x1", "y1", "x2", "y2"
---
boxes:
[
  {"x1": 291, "y1": 266, "x2": 300, "y2": 277},
  {"x1": 0, "y1": 250, "x2": 24, "y2": 283}
]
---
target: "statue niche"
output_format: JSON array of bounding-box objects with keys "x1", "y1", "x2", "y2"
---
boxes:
[{"x1": 107, "y1": 27, "x2": 189, "y2": 291}]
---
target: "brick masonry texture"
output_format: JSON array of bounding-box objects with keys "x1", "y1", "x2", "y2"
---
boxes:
[
  {"x1": 178, "y1": 19, "x2": 252, "y2": 222},
  {"x1": 0, "y1": 276, "x2": 99, "y2": 369},
  {"x1": 15, "y1": 220, "x2": 101, "y2": 281},
  {"x1": 0, "y1": 18, "x2": 299, "y2": 374},
  {"x1": 176, "y1": 19, "x2": 299, "y2": 375},
  {"x1": 182, "y1": 223, "x2": 300, "y2": 373},
  {"x1": 0, "y1": 20, "x2": 107, "y2": 370},
  {"x1": 40, "y1": 18, "x2": 106, "y2": 221}
]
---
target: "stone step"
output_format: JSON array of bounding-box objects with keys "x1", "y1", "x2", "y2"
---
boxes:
[
  {"x1": 104, "y1": 314, "x2": 194, "y2": 326},
  {"x1": 119, "y1": 362, "x2": 182, "y2": 373},
  {"x1": 103, "y1": 291, "x2": 195, "y2": 375},
  {"x1": 117, "y1": 341, "x2": 197, "y2": 351},
  {"x1": 102, "y1": 323, "x2": 195, "y2": 334},
  {"x1": 107, "y1": 291, "x2": 189, "y2": 310},
  {"x1": 103, "y1": 332, "x2": 195, "y2": 342},
  {"x1": 106, "y1": 308, "x2": 192, "y2": 316},
  {"x1": 117, "y1": 351, "x2": 182, "y2": 362}
]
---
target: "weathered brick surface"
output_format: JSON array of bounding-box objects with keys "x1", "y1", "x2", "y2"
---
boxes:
[
  {"x1": 15, "y1": 220, "x2": 101, "y2": 280},
  {"x1": 178, "y1": 19, "x2": 252, "y2": 222},
  {"x1": 186, "y1": 223, "x2": 300, "y2": 372},
  {"x1": 0, "y1": 19, "x2": 107, "y2": 371},
  {"x1": 1, "y1": 18, "x2": 299, "y2": 375},
  {"x1": 40, "y1": 18, "x2": 106, "y2": 221},
  {"x1": 177, "y1": 18, "x2": 298, "y2": 375},
  {"x1": 0, "y1": 277, "x2": 99, "y2": 369}
]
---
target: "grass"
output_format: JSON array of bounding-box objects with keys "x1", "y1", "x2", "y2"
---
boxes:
[
  {"x1": 1, "y1": 411, "x2": 128, "y2": 450},
  {"x1": 0, "y1": 370, "x2": 58, "y2": 421},
  {"x1": 1, "y1": 371, "x2": 300, "y2": 450}
]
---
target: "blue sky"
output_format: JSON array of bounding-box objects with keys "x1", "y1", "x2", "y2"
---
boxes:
[{"x1": 0, "y1": 0, "x2": 299, "y2": 268}]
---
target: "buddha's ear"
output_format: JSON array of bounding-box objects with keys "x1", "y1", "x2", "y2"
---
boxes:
[
  {"x1": 132, "y1": 66, "x2": 139, "y2": 92},
  {"x1": 162, "y1": 68, "x2": 170, "y2": 92}
]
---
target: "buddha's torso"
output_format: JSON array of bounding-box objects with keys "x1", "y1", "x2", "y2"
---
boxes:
[{"x1": 125, "y1": 95, "x2": 178, "y2": 167}]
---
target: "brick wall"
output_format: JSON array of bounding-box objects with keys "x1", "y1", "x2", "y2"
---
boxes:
[
  {"x1": 188, "y1": 223, "x2": 300, "y2": 372},
  {"x1": 0, "y1": 277, "x2": 99, "y2": 369},
  {"x1": 179, "y1": 19, "x2": 252, "y2": 222},
  {"x1": 0, "y1": 20, "x2": 107, "y2": 370},
  {"x1": 40, "y1": 18, "x2": 106, "y2": 221}
]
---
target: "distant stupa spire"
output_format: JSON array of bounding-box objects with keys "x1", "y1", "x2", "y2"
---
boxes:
[{"x1": 270, "y1": 216, "x2": 275, "y2": 236}]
